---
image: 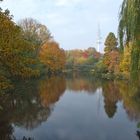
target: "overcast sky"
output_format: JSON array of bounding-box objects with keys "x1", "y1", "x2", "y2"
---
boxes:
[{"x1": 1, "y1": 0, "x2": 123, "y2": 52}]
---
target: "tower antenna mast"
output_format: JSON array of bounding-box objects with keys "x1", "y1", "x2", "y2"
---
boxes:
[{"x1": 97, "y1": 23, "x2": 102, "y2": 52}]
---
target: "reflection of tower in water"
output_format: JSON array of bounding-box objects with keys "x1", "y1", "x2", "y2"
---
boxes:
[{"x1": 97, "y1": 88, "x2": 102, "y2": 117}]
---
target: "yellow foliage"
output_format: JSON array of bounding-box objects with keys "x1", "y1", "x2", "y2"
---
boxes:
[
  {"x1": 0, "y1": 9, "x2": 39, "y2": 90},
  {"x1": 39, "y1": 41, "x2": 66, "y2": 72},
  {"x1": 120, "y1": 43, "x2": 132, "y2": 77},
  {"x1": 39, "y1": 76, "x2": 66, "y2": 107}
]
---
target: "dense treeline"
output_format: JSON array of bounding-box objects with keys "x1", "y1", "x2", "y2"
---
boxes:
[
  {"x1": 65, "y1": 32, "x2": 129, "y2": 80},
  {"x1": 65, "y1": 47, "x2": 102, "y2": 72},
  {"x1": 0, "y1": 2, "x2": 66, "y2": 92},
  {"x1": 65, "y1": 33, "x2": 121, "y2": 79},
  {"x1": 119, "y1": 0, "x2": 140, "y2": 72},
  {"x1": 0, "y1": 9, "x2": 39, "y2": 90},
  {"x1": 119, "y1": 0, "x2": 140, "y2": 78},
  {"x1": 39, "y1": 41, "x2": 66, "y2": 74}
]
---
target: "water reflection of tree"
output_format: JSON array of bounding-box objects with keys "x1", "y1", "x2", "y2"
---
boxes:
[
  {"x1": 0, "y1": 124, "x2": 14, "y2": 140},
  {"x1": 118, "y1": 81, "x2": 140, "y2": 121},
  {"x1": 66, "y1": 74, "x2": 140, "y2": 122},
  {"x1": 115, "y1": 80, "x2": 140, "y2": 140},
  {"x1": 66, "y1": 74, "x2": 101, "y2": 94},
  {"x1": 0, "y1": 105, "x2": 15, "y2": 140},
  {"x1": 102, "y1": 81, "x2": 121, "y2": 118},
  {"x1": 0, "y1": 94, "x2": 17, "y2": 140},
  {"x1": 102, "y1": 80, "x2": 140, "y2": 121},
  {"x1": 10, "y1": 80, "x2": 50, "y2": 130},
  {"x1": 39, "y1": 76, "x2": 66, "y2": 107},
  {"x1": 0, "y1": 76, "x2": 66, "y2": 139}
]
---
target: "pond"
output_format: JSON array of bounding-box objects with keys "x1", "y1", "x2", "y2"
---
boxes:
[{"x1": 0, "y1": 74, "x2": 140, "y2": 140}]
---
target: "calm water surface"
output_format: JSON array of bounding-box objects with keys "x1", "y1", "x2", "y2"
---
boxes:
[{"x1": 1, "y1": 74, "x2": 140, "y2": 140}]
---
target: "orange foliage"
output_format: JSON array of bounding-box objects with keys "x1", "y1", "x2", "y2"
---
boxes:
[
  {"x1": 104, "y1": 50, "x2": 120, "y2": 73},
  {"x1": 39, "y1": 77, "x2": 66, "y2": 107},
  {"x1": 39, "y1": 41, "x2": 66, "y2": 72},
  {"x1": 66, "y1": 47, "x2": 102, "y2": 66}
]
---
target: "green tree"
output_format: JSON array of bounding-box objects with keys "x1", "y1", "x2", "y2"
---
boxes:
[
  {"x1": 118, "y1": 0, "x2": 140, "y2": 75},
  {"x1": 104, "y1": 32, "x2": 118, "y2": 52}
]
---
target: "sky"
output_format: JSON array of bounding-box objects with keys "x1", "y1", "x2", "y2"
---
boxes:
[{"x1": 0, "y1": 0, "x2": 123, "y2": 52}]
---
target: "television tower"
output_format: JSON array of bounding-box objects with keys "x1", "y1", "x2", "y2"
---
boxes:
[{"x1": 96, "y1": 24, "x2": 102, "y2": 52}]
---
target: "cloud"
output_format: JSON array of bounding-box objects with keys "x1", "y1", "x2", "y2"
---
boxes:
[
  {"x1": 55, "y1": 0, "x2": 69, "y2": 6},
  {"x1": 54, "y1": 0, "x2": 82, "y2": 7},
  {"x1": 0, "y1": 0, "x2": 123, "y2": 51}
]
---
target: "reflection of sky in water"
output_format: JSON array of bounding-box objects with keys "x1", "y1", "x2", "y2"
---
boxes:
[{"x1": 14, "y1": 86, "x2": 138, "y2": 140}]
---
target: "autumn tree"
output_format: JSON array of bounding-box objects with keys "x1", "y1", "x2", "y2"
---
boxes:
[
  {"x1": 0, "y1": 9, "x2": 39, "y2": 91},
  {"x1": 18, "y1": 18, "x2": 52, "y2": 56},
  {"x1": 119, "y1": 43, "x2": 132, "y2": 78},
  {"x1": 65, "y1": 48, "x2": 101, "y2": 71},
  {"x1": 103, "y1": 32, "x2": 120, "y2": 74},
  {"x1": 39, "y1": 40, "x2": 66, "y2": 73},
  {"x1": 18, "y1": 18, "x2": 55, "y2": 76}
]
